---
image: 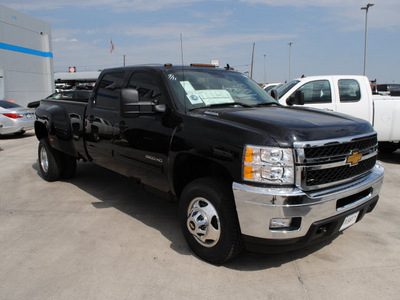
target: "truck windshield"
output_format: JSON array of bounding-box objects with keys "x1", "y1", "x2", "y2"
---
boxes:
[
  {"x1": 275, "y1": 80, "x2": 300, "y2": 99},
  {"x1": 165, "y1": 69, "x2": 277, "y2": 111}
]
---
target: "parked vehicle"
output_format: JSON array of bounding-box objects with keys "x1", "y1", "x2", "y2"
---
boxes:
[
  {"x1": 27, "y1": 90, "x2": 91, "y2": 108},
  {"x1": 0, "y1": 100, "x2": 35, "y2": 136},
  {"x1": 271, "y1": 75, "x2": 400, "y2": 153},
  {"x1": 262, "y1": 82, "x2": 282, "y2": 94},
  {"x1": 35, "y1": 65, "x2": 384, "y2": 264},
  {"x1": 373, "y1": 83, "x2": 400, "y2": 96}
]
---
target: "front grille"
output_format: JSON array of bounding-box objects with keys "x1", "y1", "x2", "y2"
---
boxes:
[
  {"x1": 306, "y1": 156, "x2": 376, "y2": 186},
  {"x1": 295, "y1": 133, "x2": 378, "y2": 190}
]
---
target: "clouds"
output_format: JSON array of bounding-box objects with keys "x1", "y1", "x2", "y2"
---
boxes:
[
  {"x1": 3, "y1": 0, "x2": 203, "y2": 12},
  {"x1": 1, "y1": 0, "x2": 399, "y2": 82}
]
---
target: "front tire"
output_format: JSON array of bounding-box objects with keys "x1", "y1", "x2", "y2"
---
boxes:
[
  {"x1": 38, "y1": 138, "x2": 63, "y2": 182},
  {"x1": 179, "y1": 177, "x2": 243, "y2": 264}
]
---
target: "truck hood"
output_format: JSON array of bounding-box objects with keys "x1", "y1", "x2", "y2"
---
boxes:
[{"x1": 197, "y1": 106, "x2": 373, "y2": 147}]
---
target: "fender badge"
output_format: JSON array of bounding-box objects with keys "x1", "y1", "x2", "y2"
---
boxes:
[{"x1": 346, "y1": 152, "x2": 362, "y2": 166}]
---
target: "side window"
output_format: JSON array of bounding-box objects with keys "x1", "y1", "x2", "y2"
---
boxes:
[
  {"x1": 297, "y1": 80, "x2": 331, "y2": 104},
  {"x1": 95, "y1": 72, "x2": 125, "y2": 110},
  {"x1": 339, "y1": 79, "x2": 361, "y2": 102},
  {"x1": 128, "y1": 72, "x2": 163, "y2": 103}
]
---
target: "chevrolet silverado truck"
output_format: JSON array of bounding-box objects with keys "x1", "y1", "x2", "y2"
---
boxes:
[
  {"x1": 35, "y1": 64, "x2": 384, "y2": 264},
  {"x1": 271, "y1": 75, "x2": 400, "y2": 153}
]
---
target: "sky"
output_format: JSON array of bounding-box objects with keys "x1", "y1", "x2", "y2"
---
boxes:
[{"x1": 2, "y1": 0, "x2": 399, "y2": 84}]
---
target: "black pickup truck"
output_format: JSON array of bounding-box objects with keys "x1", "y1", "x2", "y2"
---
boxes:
[{"x1": 35, "y1": 64, "x2": 384, "y2": 264}]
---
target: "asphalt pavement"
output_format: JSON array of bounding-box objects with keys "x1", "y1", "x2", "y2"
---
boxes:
[{"x1": 1, "y1": 132, "x2": 399, "y2": 300}]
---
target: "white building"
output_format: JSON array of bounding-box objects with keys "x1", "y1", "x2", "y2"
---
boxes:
[{"x1": 0, "y1": 4, "x2": 54, "y2": 107}]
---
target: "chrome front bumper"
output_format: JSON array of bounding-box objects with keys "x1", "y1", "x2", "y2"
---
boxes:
[{"x1": 233, "y1": 163, "x2": 384, "y2": 240}]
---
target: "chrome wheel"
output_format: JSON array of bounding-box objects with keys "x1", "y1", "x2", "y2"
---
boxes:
[
  {"x1": 40, "y1": 146, "x2": 49, "y2": 173},
  {"x1": 186, "y1": 197, "x2": 221, "y2": 247}
]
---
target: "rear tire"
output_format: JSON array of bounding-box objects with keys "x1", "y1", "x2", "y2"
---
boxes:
[
  {"x1": 38, "y1": 138, "x2": 63, "y2": 182},
  {"x1": 179, "y1": 177, "x2": 243, "y2": 264},
  {"x1": 14, "y1": 130, "x2": 25, "y2": 136}
]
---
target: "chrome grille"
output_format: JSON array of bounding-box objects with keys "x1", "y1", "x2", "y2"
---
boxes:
[{"x1": 294, "y1": 133, "x2": 378, "y2": 190}]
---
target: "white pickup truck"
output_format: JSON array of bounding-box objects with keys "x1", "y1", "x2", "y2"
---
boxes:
[{"x1": 272, "y1": 75, "x2": 400, "y2": 153}]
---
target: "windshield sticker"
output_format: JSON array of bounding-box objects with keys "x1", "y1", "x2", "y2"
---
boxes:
[
  {"x1": 187, "y1": 93, "x2": 204, "y2": 105},
  {"x1": 180, "y1": 81, "x2": 196, "y2": 93},
  {"x1": 195, "y1": 89, "x2": 234, "y2": 105}
]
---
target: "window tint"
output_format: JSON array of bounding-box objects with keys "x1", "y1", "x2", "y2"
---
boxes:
[
  {"x1": 0, "y1": 100, "x2": 21, "y2": 109},
  {"x1": 339, "y1": 79, "x2": 361, "y2": 102},
  {"x1": 297, "y1": 80, "x2": 331, "y2": 103},
  {"x1": 128, "y1": 72, "x2": 163, "y2": 103},
  {"x1": 95, "y1": 72, "x2": 125, "y2": 109}
]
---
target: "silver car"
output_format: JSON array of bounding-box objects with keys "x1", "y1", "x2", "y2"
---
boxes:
[{"x1": 0, "y1": 100, "x2": 35, "y2": 136}]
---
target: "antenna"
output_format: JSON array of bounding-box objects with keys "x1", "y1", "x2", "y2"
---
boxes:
[
  {"x1": 180, "y1": 33, "x2": 185, "y2": 67},
  {"x1": 180, "y1": 33, "x2": 187, "y2": 114}
]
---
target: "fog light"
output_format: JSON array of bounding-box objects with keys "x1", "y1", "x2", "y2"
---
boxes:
[{"x1": 269, "y1": 218, "x2": 292, "y2": 229}]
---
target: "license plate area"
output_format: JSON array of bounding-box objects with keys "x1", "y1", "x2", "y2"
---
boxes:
[{"x1": 339, "y1": 211, "x2": 359, "y2": 231}]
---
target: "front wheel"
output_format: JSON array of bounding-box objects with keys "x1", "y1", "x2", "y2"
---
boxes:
[{"x1": 179, "y1": 177, "x2": 243, "y2": 264}]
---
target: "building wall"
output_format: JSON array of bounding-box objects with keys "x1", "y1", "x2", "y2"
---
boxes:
[{"x1": 0, "y1": 4, "x2": 54, "y2": 106}]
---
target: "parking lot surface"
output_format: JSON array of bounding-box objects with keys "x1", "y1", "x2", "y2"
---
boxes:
[{"x1": 1, "y1": 132, "x2": 400, "y2": 300}]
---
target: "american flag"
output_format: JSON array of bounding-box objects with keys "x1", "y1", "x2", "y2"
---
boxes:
[{"x1": 110, "y1": 39, "x2": 115, "y2": 53}]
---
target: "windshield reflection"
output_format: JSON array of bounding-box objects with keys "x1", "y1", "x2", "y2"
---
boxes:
[{"x1": 165, "y1": 69, "x2": 277, "y2": 110}]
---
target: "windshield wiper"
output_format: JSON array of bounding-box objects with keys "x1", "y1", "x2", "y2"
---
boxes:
[
  {"x1": 255, "y1": 102, "x2": 280, "y2": 107},
  {"x1": 189, "y1": 102, "x2": 253, "y2": 111}
]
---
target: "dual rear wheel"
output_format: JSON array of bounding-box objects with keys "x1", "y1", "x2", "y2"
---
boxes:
[{"x1": 38, "y1": 138, "x2": 77, "y2": 181}]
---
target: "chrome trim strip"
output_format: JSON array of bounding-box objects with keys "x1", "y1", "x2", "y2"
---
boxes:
[
  {"x1": 293, "y1": 132, "x2": 377, "y2": 149},
  {"x1": 301, "y1": 151, "x2": 376, "y2": 171}
]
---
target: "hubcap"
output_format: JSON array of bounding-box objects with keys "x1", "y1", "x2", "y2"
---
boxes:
[
  {"x1": 40, "y1": 146, "x2": 49, "y2": 173},
  {"x1": 187, "y1": 197, "x2": 220, "y2": 247}
]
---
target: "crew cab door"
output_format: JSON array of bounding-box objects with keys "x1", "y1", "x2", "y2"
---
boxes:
[
  {"x1": 113, "y1": 69, "x2": 174, "y2": 192},
  {"x1": 85, "y1": 72, "x2": 124, "y2": 168},
  {"x1": 286, "y1": 79, "x2": 336, "y2": 112}
]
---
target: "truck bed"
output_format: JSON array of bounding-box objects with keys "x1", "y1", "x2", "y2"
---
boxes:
[{"x1": 35, "y1": 99, "x2": 88, "y2": 159}]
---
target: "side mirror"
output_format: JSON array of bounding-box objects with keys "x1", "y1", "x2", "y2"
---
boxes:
[
  {"x1": 120, "y1": 88, "x2": 166, "y2": 117},
  {"x1": 286, "y1": 90, "x2": 305, "y2": 106},
  {"x1": 270, "y1": 89, "x2": 278, "y2": 100},
  {"x1": 120, "y1": 88, "x2": 140, "y2": 117}
]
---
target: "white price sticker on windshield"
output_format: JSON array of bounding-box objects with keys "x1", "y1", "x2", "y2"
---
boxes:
[{"x1": 195, "y1": 89, "x2": 234, "y2": 105}]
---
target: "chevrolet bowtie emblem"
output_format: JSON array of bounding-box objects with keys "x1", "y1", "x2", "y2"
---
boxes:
[{"x1": 346, "y1": 152, "x2": 363, "y2": 166}]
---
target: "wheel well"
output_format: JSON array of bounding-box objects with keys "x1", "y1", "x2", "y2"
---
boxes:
[
  {"x1": 34, "y1": 121, "x2": 48, "y2": 141},
  {"x1": 173, "y1": 154, "x2": 233, "y2": 198}
]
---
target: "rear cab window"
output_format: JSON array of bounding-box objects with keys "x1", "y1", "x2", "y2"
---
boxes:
[
  {"x1": 94, "y1": 72, "x2": 125, "y2": 110},
  {"x1": 338, "y1": 79, "x2": 361, "y2": 102}
]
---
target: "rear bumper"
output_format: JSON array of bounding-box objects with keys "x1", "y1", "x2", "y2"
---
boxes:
[
  {"x1": 0, "y1": 120, "x2": 34, "y2": 135},
  {"x1": 232, "y1": 162, "x2": 384, "y2": 252}
]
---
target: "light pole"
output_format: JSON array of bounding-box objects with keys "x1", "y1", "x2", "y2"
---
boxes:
[
  {"x1": 288, "y1": 42, "x2": 293, "y2": 81},
  {"x1": 263, "y1": 54, "x2": 266, "y2": 83},
  {"x1": 361, "y1": 3, "x2": 374, "y2": 76}
]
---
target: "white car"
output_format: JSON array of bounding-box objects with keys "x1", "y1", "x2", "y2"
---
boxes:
[{"x1": 0, "y1": 100, "x2": 35, "y2": 136}]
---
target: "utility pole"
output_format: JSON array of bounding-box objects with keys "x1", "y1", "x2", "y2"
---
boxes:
[
  {"x1": 361, "y1": 3, "x2": 374, "y2": 76},
  {"x1": 250, "y1": 43, "x2": 255, "y2": 79},
  {"x1": 263, "y1": 54, "x2": 266, "y2": 83},
  {"x1": 288, "y1": 42, "x2": 293, "y2": 81}
]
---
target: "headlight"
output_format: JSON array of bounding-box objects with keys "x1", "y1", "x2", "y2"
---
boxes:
[{"x1": 243, "y1": 145, "x2": 294, "y2": 184}]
